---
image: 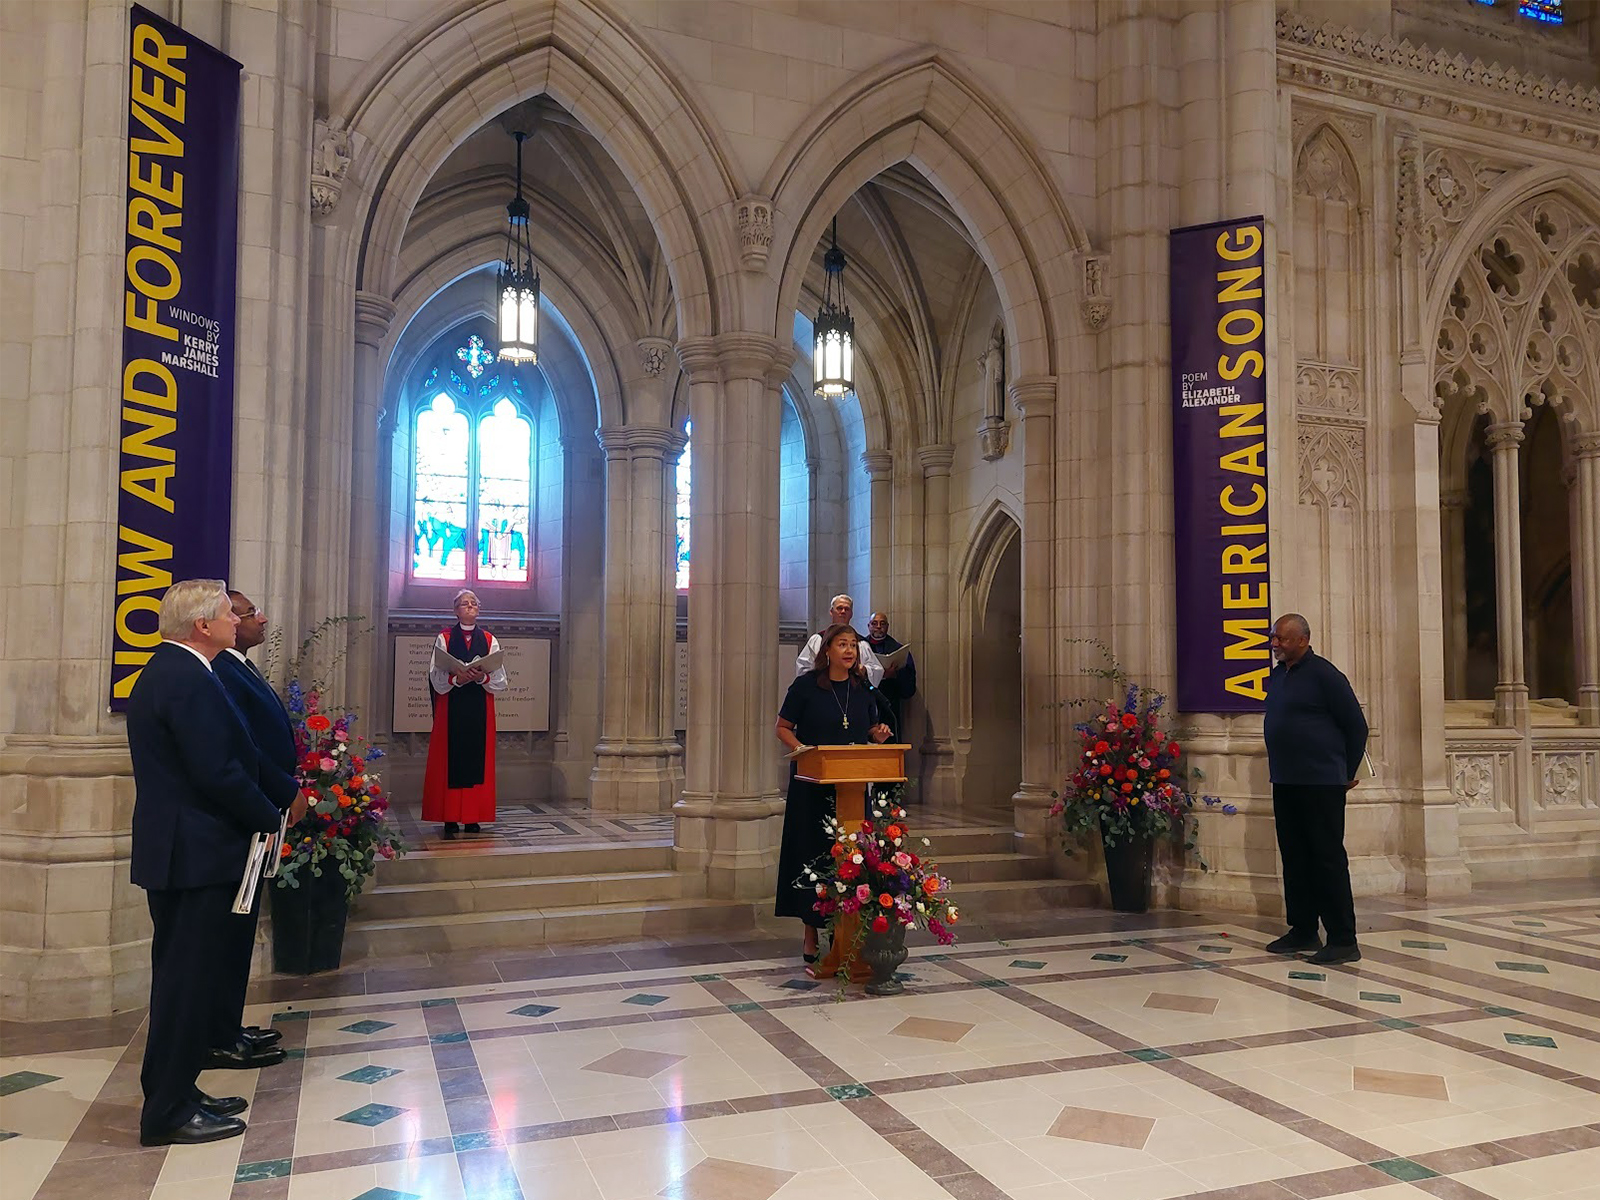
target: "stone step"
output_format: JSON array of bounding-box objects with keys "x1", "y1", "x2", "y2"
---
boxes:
[
  {"x1": 936, "y1": 852, "x2": 1051, "y2": 885},
  {"x1": 376, "y1": 841, "x2": 675, "y2": 885},
  {"x1": 953, "y1": 877, "x2": 1102, "y2": 915},
  {"x1": 359, "y1": 870, "x2": 699, "y2": 920},
  {"x1": 907, "y1": 826, "x2": 1025, "y2": 857},
  {"x1": 342, "y1": 896, "x2": 759, "y2": 959}
]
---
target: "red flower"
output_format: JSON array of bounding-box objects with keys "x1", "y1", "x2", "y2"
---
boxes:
[
  {"x1": 1158, "y1": 768, "x2": 1170, "y2": 779},
  {"x1": 1121, "y1": 713, "x2": 1138, "y2": 729},
  {"x1": 1121, "y1": 782, "x2": 1134, "y2": 793},
  {"x1": 872, "y1": 914, "x2": 889, "y2": 933},
  {"x1": 1099, "y1": 764, "x2": 1113, "y2": 777},
  {"x1": 830, "y1": 843, "x2": 846, "y2": 858},
  {"x1": 1094, "y1": 740, "x2": 1109, "y2": 755},
  {"x1": 305, "y1": 714, "x2": 332, "y2": 732},
  {"x1": 839, "y1": 861, "x2": 861, "y2": 881},
  {"x1": 1167, "y1": 742, "x2": 1181, "y2": 756}
]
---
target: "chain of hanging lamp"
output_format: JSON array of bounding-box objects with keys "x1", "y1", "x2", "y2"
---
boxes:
[
  {"x1": 497, "y1": 129, "x2": 540, "y2": 364},
  {"x1": 813, "y1": 216, "x2": 855, "y2": 398}
]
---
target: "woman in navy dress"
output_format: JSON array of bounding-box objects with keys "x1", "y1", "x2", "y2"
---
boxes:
[{"x1": 774, "y1": 623, "x2": 893, "y2": 961}]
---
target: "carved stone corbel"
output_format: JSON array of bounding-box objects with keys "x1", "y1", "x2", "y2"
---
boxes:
[
  {"x1": 1080, "y1": 252, "x2": 1110, "y2": 332},
  {"x1": 735, "y1": 195, "x2": 773, "y2": 272},
  {"x1": 311, "y1": 118, "x2": 352, "y2": 220},
  {"x1": 978, "y1": 416, "x2": 1010, "y2": 461}
]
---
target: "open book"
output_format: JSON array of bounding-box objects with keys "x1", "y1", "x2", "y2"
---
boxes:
[
  {"x1": 431, "y1": 645, "x2": 505, "y2": 676},
  {"x1": 876, "y1": 643, "x2": 912, "y2": 672},
  {"x1": 784, "y1": 743, "x2": 817, "y2": 760},
  {"x1": 233, "y1": 809, "x2": 290, "y2": 915}
]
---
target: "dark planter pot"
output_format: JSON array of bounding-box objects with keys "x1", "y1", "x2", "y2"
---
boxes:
[
  {"x1": 861, "y1": 920, "x2": 909, "y2": 996},
  {"x1": 1100, "y1": 819, "x2": 1154, "y2": 914},
  {"x1": 270, "y1": 867, "x2": 350, "y2": 974}
]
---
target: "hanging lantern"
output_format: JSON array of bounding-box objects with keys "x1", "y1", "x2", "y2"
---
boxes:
[
  {"x1": 813, "y1": 217, "x2": 854, "y2": 398},
  {"x1": 497, "y1": 130, "x2": 540, "y2": 364}
]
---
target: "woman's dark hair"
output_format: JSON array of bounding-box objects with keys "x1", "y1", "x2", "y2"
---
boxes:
[{"x1": 812, "y1": 623, "x2": 867, "y2": 687}]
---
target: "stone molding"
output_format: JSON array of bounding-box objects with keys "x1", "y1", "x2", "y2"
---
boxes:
[
  {"x1": 860, "y1": 449, "x2": 893, "y2": 482},
  {"x1": 977, "y1": 415, "x2": 1010, "y2": 461},
  {"x1": 916, "y1": 443, "x2": 955, "y2": 477},
  {"x1": 637, "y1": 337, "x2": 672, "y2": 378},
  {"x1": 1008, "y1": 376, "x2": 1057, "y2": 417},
  {"x1": 1079, "y1": 252, "x2": 1110, "y2": 332},
  {"x1": 734, "y1": 195, "x2": 773, "y2": 271},
  {"x1": 675, "y1": 334, "x2": 794, "y2": 388},
  {"x1": 1276, "y1": 13, "x2": 1600, "y2": 149},
  {"x1": 595, "y1": 425, "x2": 681, "y2": 460},
  {"x1": 1485, "y1": 420, "x2": 1526, "y2": 451},
  {"x1": 311, "y1": 118, "x2": 352, "y2": 219},
  {"x1": 354, "y1": 291, "x2": 397, "y2": 348}
]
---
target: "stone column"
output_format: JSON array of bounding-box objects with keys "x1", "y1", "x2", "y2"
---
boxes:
[
  {"x1": 916, "y1": 444, "x2": 959, "y2": 807},
  {"x1": 344, "y1": 293, "x2": 395, "y2": 722},
  {"x1": 554, "y1": 432, "x2": 605, "y2": 799},
  {"x1": 1485, "y1": 421, "x2": 1529, "y2": 728},
  {"x1": 1573, "y1": 435, "x2": 1600, "y2": 724},
  {"x1": 861, "y1": 449, "x2": 893, "y2": 613},
  {"x1": 590, "y1": 424, "x2": 685, "y2": 811},
  {"x1": 673, "y1": 334, "x2": 794, "y2": 899},
  {"x1": 1439, "y1": 489, "x2": 1469, "y2": 698},
  {"x1": 1010, "y1": 377, "x2": 1059, "y2": 849}
]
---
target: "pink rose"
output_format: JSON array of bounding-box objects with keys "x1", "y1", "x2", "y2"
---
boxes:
[
  {"x1": 319, "y1": 756, "x2": 337, "y2": 772},
  {"x1": 855, "y1": 884, "x2": 872, "y2": 903}
]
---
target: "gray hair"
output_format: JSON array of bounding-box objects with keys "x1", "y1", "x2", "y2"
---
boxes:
[
  {"x1": 829, "y1": 593, "x2": 854, "y2": 610},
  {"x1": 1275, "y1": 612, "x2": 1312, "y2": 639},
  {"x1": 159, "y1": 579, "x2": 230, "y2": 641},
  {"x1": 452, "y1": 589, "x2": 480, "y2": 609}
]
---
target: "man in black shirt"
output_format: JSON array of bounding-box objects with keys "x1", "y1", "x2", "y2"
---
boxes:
[{"x1": 1262, "y1": 613, "x2": 1369, "y2": 965}]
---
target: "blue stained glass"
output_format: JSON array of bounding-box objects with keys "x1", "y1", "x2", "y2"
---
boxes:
[
  {"x1": 675, "y1": 421, "x2": 691, "y2": 589},
  {"x1": 413, "y1": 394, "x2": 469, "y2": 580},
  {"x1": 477, "y1": 399, "x2": 531, "y2": 583},
  {"x1": 477, "y1": 373, "x2": 500, "y2": 397},
  {"x1": 422, "y1": 366, "x2": 438, "y2": 392},
  {"x1": 456, "y1": 333, "x2": 494, "y2": 378},
  {"x1": 1519, "y1": 0, "x2": 1562, "y2": 22}
]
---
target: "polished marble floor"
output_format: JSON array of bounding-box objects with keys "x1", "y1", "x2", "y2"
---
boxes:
[{"x1": 5, "y1": 886, "x2": 1600, "y2": 1200}]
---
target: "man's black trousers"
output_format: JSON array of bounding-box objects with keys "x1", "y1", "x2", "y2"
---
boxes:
[
  {"x1": 1271, "y1": 784, "x2": 1357, "y2": 947},
  {"x1": 141, "y1": 883, "x2": 236, "y2": 1137}
]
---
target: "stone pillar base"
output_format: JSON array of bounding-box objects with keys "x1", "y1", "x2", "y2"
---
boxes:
[
  {"x1": 673, "y1": 794, "x2": 783, "y2": 901},
  {"x1": 1011, "y1": 783, "x2": 1057, "y2": 856},
  {"x1": 589, "y1": 742, "x2": 684, "y2": 813},
  {"x1": 917, "y1": 740, "x2": 960, "y2": 809},
  {"x1": 0, "y1": 739, "x2": 149, "y2": 1021}
]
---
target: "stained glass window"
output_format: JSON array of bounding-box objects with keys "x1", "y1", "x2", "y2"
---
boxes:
[
  {"x1": 413, "y1": 395, "x2": 470, "y2": 580},
  {"x1": 456, "y1": 333, "x2": 494, "y2": 378},
  {"x1": 1518, "y1": 0, "x2": 1562, "y2": 23},
  {"x1": 477, "y1": 399, "x2": 532, "y2": 583},
  {"x1": 675, "y1": 421, "x2": 691, "y2": 590}
]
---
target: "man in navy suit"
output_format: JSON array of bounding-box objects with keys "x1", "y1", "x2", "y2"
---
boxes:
[
  {"x1": 127, "y1": 580, "x2": 306, "y2": 1146},
  {"x1": 208, "y1": 590, "x2": 300, "y2": 1070}
]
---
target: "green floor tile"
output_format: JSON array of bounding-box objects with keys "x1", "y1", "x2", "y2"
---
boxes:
[
  {"x1": 780, "y1": 979, "x2": 820, "y2": 991},
  {"x1": 1369, "y1": 1158, "x2": 1439, "y2": 1182},
  {"x1": 429, "y1": 1031, "x2": 469, "y2": 1044},
  {"x1": 451, "y1": 1131, "x2": 499, "y2": 1151},
  {"x1": 336, "y1": 1103, "x2": 408, "y2": 1127},
  {"x1": 1196, "y1": 944, "x2": 1232, "y2": 954},
  {"x1": 1091, "y1": 953, "x2": 1128, "y2": 963},
  {"x1": 978, "y1": 978, "x2": 1009, "y2": 988},
  {"x1": 0, "y1": 1071, "x2": 59, "y2": 1097},
  {"x1": 352, "y1": 1189, "x2": 421, "y2": 1200},
  {"x1": 420, "y1": 998, "x2": 457, "y2": 1008},
  {"x1": 623, "y1": 993, "x2": 668, "y2": 1006},
  {"x1": 1400, "y1": 939, "x2": 1447, "y2": 950},
  {"x1": 691, "y1": 974, "x2": 722, "y2": 982},
  {"x1": 339, "y1": 1020, "x2": 395, "y2": 1035},
  {"x1": 1504, "y1": 1032, "x2": 1557, "y2": 1049},
  {"x1": 510, "y1": 1004, "x2": 557, "y2": 1018},
  {"x1": 825, "y1": 1083, "x2": 872, "y2": 1100},
  {"x1": 1125, "y1": 1048, "x2": 1172, "y2": 1062},
  {"x1": 1495, "y1": 961, "x2": 1549, "y2": 974},
  {"x1": 0, "y1": 1131, "x2": 16, "y2": 1143},
  {"x1": 283, "y1": 1047, "x2": 306, "y2": 1060},
  {"x1": 1010, "y1": 960, "x2": 1046, "y2": 970},
  {"x1": 338, "y1": 1065, "x2": 402, "y2": 1085},
  {"x1": 1289, "y1": 971, "x2": 1325, "y2": 981},
  {"x1": 1378, "y1": 1018, "x2": 1418, "y2": 1030},
  {"x1": 727, "y1": 1002, "x2": 760, "y2": 1013},
  {"x1": 1360, "y1": 991, "x2": 1402, "y2": 1004},
  {"x1": 1512, "y1": 920, "x2": 1546, "y2": 928},
  {"x1": 1484, "y1": 1005, "x2": 1523, "y2": 1017},
  {"x1": 270, "y1": 1010, "x2": 308, "y2": 1023},
  {"x1": 234, "y1": 1158, "x2": 292, "y2": 1183}
]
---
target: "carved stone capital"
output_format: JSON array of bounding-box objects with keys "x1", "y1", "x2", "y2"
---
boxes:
[
  {"x1": 1008, "y1": 376, "x2": 1057, "y2": 417},
  {"x1": 735, "y1": 195, "x2": 774, "y2": 271},
  {"x1": 978, "y1": 415, "x2": 1010, "y2": 461},
  {"x1": 596, "y1": 424, "x2": 680, "y2": 462},
  {"x1": 860, "y1": 449, "x2": 893, "y2": 482},
  {"x1": 1079, "y1": 252, "x2": 1110, "y2": 332},
  {"x1": 1573, "y1": 432, "x2": 1600, "y2": 459},
  {"x1": 637, "y1": 337, "x2": 672, "y2": 378},
  {"x1": 354, "y1": 291, "x2": 396, "y2": 348},
  {"x1": 311, "y1": 118, "x2": 352, "y2": 220},
  {"x1": 1485, "y1": 420, "x2": 1525, "y2": 452},
  {"x1": 916, "y1": 443, "x2": 955, "y2": 478}
]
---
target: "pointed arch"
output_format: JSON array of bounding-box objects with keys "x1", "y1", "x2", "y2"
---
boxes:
[
  {"x1": 334, "y1": 0, "x2": 737, "y2": 339},
  {"x1": 1293, "y1": 123, "x2": 1361, "y2": 204},
  {"x1": 957, "y1": 497, "x2": 1024, "y2": 597},
  {"x1": 764, "y1": 50, "x2": 1088, "y2": 389}
]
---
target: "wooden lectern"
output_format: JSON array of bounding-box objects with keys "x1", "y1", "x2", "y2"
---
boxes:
[{"x1": 794, "y1": 743, "x2": 911, "y2": 983}]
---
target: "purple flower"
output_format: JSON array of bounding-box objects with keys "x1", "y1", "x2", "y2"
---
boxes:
[{"x1": 1222, "y1": 803, "x2": 1238, "y2": 816}]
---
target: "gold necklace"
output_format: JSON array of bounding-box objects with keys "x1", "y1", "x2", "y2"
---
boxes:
[{"x1": 829, "y1": 677, "x2": 851, "y2": 730}]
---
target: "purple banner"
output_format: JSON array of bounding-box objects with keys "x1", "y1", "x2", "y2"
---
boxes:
[
  {"x1": 111, "y1": 6, "x2": 242, "y2": 708},
  {"x1": 1170, "y1": 218, "x2": 1273, "y2": 712}
]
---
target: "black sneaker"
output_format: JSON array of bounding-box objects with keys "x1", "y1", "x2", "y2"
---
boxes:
[
  {"x1": 1264, "y1": 931, "x2": 1323, "y2": 954},
  {"x1": 442, "y1": 822, "x2": 459, "y2": 840},
  {"x1": 464, "y1": 823, "x2": 481, "y2": 834},
  {"x1": 1304, "y1": 943, "x2": 1361, "y2": 965}
]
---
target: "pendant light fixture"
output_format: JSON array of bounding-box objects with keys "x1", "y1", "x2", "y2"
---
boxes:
[
  {"x1": 496, "y1": 129, "x2": 540, "y2": 364},
  {"x1": 813, "y1": 216, "x2": 855, "y2": 398}
]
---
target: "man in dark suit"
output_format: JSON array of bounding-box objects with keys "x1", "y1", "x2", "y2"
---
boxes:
[
  {"x1": 127, "y1": 580, "x2": 306, "y2": 1146},
  {"x1": 207, "y1": 590, "x2": 299, "y2": 1070},
  {"x1": 865, "y1": 612, "x2": 917, "y2": 739}
]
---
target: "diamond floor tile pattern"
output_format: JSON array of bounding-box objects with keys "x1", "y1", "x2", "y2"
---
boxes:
[
  {"x1": 658, "y1": 1157, "x2": 796, "y2": 1200},
  {"x1": 583, "y1": 1048, "x2": 687, "y2": 1079},
  {"x1": 1353, "y1": 1066, "x2": 1450, "y2": 1101},
  {"x1": 1047, "y1": 1105, "x2": 1156, "y2": 1150},
  {"x1": 890, "y1": 1016, "x2": 975, "y2": 1043}
]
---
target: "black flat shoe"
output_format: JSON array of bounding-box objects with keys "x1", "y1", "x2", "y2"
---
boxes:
[
  {"x1": 241, "y1": 1025, "x2": 283, "y2": 1049},
  {"x1": 140, "y1": 1108, "x2": 246, "y2": 1146},
  {"x1": 1304, "y1": 943, "x2": 1361, "y2": 965},
  {"x1": 803, "y1": 950, "x2": 819, "y2": 964},
  {"x1": 463, "y1": 823, "x2": 481, "y2": 834},
  {"x1": 442, "y1": 822, "x2": 459, "y2": 840},
  {"x1": 1264, "y1": 931, "x2": 1323, "y2": 955},
  {"x1": 204, "y1": 1043, "x2": 287, "y2": 1070},
  {"x1": 194, "y1": 1088, "x2": 248, "y2": 1117}
]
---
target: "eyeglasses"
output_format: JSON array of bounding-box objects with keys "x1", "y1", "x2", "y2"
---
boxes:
[{"x1": 233, "y1": 606, "x2": 258, "y2": 619}]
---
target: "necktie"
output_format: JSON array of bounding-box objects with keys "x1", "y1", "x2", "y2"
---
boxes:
[{"x1": 246, "y1": 659, "x2": 264, "y2": 680}]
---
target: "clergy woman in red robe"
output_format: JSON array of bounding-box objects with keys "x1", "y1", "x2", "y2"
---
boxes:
[{"x1": 422, "y1": 590, "x2": 508, "y2": 838}]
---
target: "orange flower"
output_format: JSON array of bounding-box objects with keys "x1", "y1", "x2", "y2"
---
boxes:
[
  {"x1": 922, "y1": 877, "x2": 941, "y2": 895},
  {"x1": 886, "y1": 825, "x2": 904, "y2": 840},
  {"x1": 830, "y1": 843, "x2": 846, "y2": 858},
  {"x1": 305, "y1": 714, "x2": 332, "y2": 732},
  {"x1": 338, "y1": 795, "x2": 352, "y2": 808},
  {"x1": 279, "y1": 844, "x2": 292, "y2": 859},
  {"x1": 879, "y1": 893, "x2": 894, "y2": 907}
]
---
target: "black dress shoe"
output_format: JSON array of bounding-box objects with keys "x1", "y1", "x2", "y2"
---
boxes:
[
  {"x1": 194, "y1": 1088, "x2": 248, "y2": 1117},
  {"x1": 463, "y1": 823, "x2": 481, "y2": 834},
  {"x1": 241, "y1": 1025, "x2": 283, "y2": 1048},
  {"x1": 140, "y1": 1107, "x2": 246, "y2": 1146},
  {"x1": 442, "y1": 822, "x2": 459, "y2": 839},
  {"x1": 1264, "y1": 931, "x2": 1323, "y2": 955},
  {"x1": 204, "y1": 1043, "x2": 287, "y2": 1070},
  {"x1": 1304, "y1": 942, "x2": 1362, "y2": 965}
]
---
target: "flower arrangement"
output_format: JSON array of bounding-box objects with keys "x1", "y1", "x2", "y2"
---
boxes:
[
  {"x1": 1051, "y1": 645, "x2": 1231, "y2": 866},
  {"x1": 265, "y1": 615, "x2": 405, "y2": 900},
  {"x1": 275, "y1": 680, "x2": 403, "y2": 899},
  {"x1": 804, "y1": 784, "x2": 958, "y2": 965}
]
